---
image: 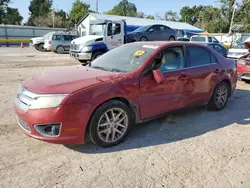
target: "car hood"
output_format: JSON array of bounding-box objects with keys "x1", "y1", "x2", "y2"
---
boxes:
[
  {"x1": 71, "y1": 35, "x2": 103, "y2": 46},
  {"x1": 23, "y1": 66, "x2": 124, "y2": 94},
  {"x1": 31, "y1": 37, "x2": 44, "y2": 42}
]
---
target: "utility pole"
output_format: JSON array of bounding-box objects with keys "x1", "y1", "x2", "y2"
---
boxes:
[
  {"x1": 229, "y1": 5, "x2": 237, "y2": 33},
  {"x1": 96, "y1": 0, "x2": 99, "y2": 13}
]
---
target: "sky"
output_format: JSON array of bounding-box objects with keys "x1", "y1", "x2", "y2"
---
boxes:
[{"x1": 9, "y1": 0, "x2": 219, "y2": 22}]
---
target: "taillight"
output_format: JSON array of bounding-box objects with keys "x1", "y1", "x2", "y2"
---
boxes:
[{"x1": 48, "y1": 40, "x2": 52, "y2": 44}]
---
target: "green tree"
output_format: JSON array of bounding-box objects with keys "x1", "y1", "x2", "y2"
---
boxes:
[
  {"x1": 146, "y1": 15, "x2": 155, "y2": 19},
  {"x1": 106, "y1": 0, "x2": 137, "y2": 17},
  {"x1": 0, "y1": 0, "x2": 23, "y2": 25},
  {"x1": 2, "y1": 7, "x2": 23, "y2": 25},
  {"x1": 68, "y1": 0, "x2": 92, "y2": 25},
  {"x1": 164, "y1": 11, "x2": 179, "y2": 21},
  {"x1": 27, "y1": 0, "x2": 53, "y2": 26}
]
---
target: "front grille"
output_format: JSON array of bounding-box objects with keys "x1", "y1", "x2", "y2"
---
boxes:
[
  {"x1": 242, "y1": 73, "x2": 250, "y2": 77},
  {"x1": 70, "y1": 43, "x2": 80, "y2": 51},
  {"x1": 16, "y1": 116, "x2": 31, "y2": 133}
]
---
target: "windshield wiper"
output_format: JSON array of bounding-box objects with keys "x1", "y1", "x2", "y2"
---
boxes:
[
  {"x1": 110, "y1": 68, "x2": 123, "y2": 72},
  {"x1": 91, "y1": 66, "x2": 109, "y2": 71}
]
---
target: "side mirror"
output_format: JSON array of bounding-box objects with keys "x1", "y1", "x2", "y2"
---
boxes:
[
  {"x1": 149, "y1": 29, "x2": 154, "y2": 33},
  {"x1": 111, "y1": 23, "x2": 116, "y2": 34},
  {"x1": 153, "y1": 69, "x2": 165, "y2": 84}
]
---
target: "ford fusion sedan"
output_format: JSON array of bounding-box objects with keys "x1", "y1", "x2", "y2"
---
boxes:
[
  {"x1": 127, "y1": 24, "x2": 177, "y2": 43},
  {"x1": 14, "y1": 41, "x2": 237, "y2": 148}
]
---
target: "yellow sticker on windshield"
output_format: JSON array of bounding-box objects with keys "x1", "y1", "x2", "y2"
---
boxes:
[{"x1": 134, "y1": 50, "x2": 146, "y2": 57}]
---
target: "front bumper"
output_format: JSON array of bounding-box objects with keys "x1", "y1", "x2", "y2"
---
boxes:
[
  {"x1": 14, "y1": 102, "x2": 94, "y2": 144},
  {"x1": 237, "y1": 64, "x2": 250, "y2": 80},
  {"x1": 70, "y1": 51, "x2": 92, "y2": 61}
]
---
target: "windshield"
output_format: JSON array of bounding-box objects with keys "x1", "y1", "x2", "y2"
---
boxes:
[
  {"x1": 43, "y1": 32, "x2": 52, "y2": 39},
  {"x1": 89, "y1": 44, "x2": 158, "y2": 72},
  {"x1": 191, "y1": 36, "x2": 206, "y2": 42},
  {"x1": 133, "y1": 25, "x2": 151, "y2": 32},
  {"x1": 234, "y1": 43, "x2": 247, "y2": 49},
  {"x1": 90, "y1": 24, "x2": 106, "y2": 35},
  {"x1": 236, "y1": 36, "x2": 250, "y2": 43}
]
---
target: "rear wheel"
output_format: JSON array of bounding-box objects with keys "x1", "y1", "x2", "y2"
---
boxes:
[
  {"x1": 91, "y1": 52, "x2": 104, "y2": 61},
  {"x1": 56, "y1": 46, "x2": 65, "y2": 54},
  {"x1": 207, "y1": 82, "x2": 229, "y2": 111},
  {"x1": 88, "y1": 100, "x2": 132, "y2": 148},
  {"x1": 169, "y1": 36, "x2": 175, "y2": 41},
  {"x1": 140, "y1": 37, "x2": 148, "y2": 41}
]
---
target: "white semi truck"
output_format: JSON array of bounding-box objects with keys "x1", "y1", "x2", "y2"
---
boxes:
[{"x1": 69, "y1": 20, "x2": 140, "y2": 63}]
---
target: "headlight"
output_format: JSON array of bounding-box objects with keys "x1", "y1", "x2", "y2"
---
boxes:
[
  {"x1": 30, "y1": 94, "x2": 68, "y2": 109},
  {"x1": 81, "y1": 46, "x2": 92, "y2": 52}
]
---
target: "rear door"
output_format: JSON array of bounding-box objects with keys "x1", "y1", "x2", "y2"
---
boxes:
[
  {"x1": 62, "y1": 35, "x2": 72, "y2": 51},
  {"x1": 182, "y1": 45, "x2": 222, "y2": 106}
]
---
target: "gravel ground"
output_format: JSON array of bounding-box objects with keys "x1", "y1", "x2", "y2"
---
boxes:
[{"x1": 0, "y1": 47, "x2": 250, "y2": 188}]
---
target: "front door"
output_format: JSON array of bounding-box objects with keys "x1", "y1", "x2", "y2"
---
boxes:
[
  {"x1": 105, "y1": 21, "x2": 124, "y2": 50},
  {"x1": 139, "y1": 46, "x2": 186, "y2": 119}
]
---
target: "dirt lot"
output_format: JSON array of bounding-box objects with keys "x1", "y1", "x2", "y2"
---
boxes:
[{"x1": 0, "y1": 47, "x2": 250, "y2": 188}]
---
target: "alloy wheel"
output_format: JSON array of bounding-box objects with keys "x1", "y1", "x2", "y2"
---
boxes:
[
  {"x1": 215, "y1": 85, "x2": 228, "y2": 108},
  {"x1": 97, "y1": 108, "x2": 128, "y2": 143}
]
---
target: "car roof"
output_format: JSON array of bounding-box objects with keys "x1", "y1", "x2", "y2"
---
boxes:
[{"x1": 127, "y1": 41, "x2": 212, "y2": 49}]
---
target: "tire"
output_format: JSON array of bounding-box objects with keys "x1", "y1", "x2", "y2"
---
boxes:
[
  {"x1": 140, "y1": 37, "x2": 148, "y2": 41},
  {"x1": 38, "y1": 43, "x2": 45, "y2": 51},
  {"x1": 34, "y1": 44, "x2": 40, "y2": 51},
  {"x1": 78, "y1": 60, "x2": 88, "y2": 66},
  {"x1": 88, "y1": 100, "x2": 133, "y2": 148},
  {"x1": 91, "y1": 52, "x2": 104, "y2": 61},
  {"x1": 56, "y1": 46, "x2": 65, "y2": 54},
  {"x1": 169, "y1": 36, "x2": 175, "y2": 41},
  {"x1": 207, "y1": 82, "x2": 230, "y2": 111}
]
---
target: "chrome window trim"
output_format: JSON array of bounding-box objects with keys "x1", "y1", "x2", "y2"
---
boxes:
[{"x1": 161, "y1": 63, "x2": 217, "y2": 73}]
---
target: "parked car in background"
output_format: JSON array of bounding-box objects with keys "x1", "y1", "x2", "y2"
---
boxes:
[
  {"x1": 44, "y1": 32, "x2": 78, "y2": 54},
  {"x1": 206, "y1": 43, "x2": 228, "y2": 57},
  {"x1": 237, "y1": 42, "x2": 250, "y2": 83},
  {"x1": 127, "y1": 24, "x2": 177, "y2": 42},
  {"x1": 14, "y1": 41, "x2": 237, "y2": 147},
  {"x1": 190, "y1": 35, "x2": 220, "y2": 44},
  {"x1": 177, "y1": 37, "x2": 190, "y2": 42},
  {"x1": 30, "y1": 32, "x2": 54, "y2": 52},
  {"x1": 227, "y1": 43, "x2": 249, "y2": 59}
]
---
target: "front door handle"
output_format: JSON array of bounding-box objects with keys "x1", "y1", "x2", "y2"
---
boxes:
[{"x1": 179, "y1": 72, "x2": 189, "y2": 80}]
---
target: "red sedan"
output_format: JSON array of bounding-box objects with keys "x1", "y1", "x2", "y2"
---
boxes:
[
  {"x1": 14, "y1": 42, "x2": 237, "y2": 147},
  {"x1": 237, "y1": 42, "x2": 250, "y2": 83}
]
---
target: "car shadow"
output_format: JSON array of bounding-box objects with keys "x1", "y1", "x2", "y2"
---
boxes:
[{"x1": 64, "y1": 88, "x2": 250, "y2": 154}]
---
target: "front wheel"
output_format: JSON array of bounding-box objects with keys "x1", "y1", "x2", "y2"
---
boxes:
[
  {"x1": 91, "y1": 52, "x2": 104, "y2": 61},
  {"x1": 78, "y1": 60, "x2": 88, "y2": 66},
  {"x1": 88, "y1": 100, "x2": 132, "y2": 148},
  {"x1": 207, "y1": 82, "x2": 229, "y2": 111},
  {"x1": 56, "y1": 46, "x2": 65, "y2": 54},
  {"x1": 140, "y1": 37, "x2": 148, "y2": 41}
]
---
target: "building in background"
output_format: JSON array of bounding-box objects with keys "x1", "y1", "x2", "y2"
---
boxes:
[{"x1": 77, "y1": 13, "x2": 203, "y2": 37}]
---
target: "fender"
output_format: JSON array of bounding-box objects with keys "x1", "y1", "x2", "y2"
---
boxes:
[{"x1": 88, "y1": 42, "x2": 109, "y2": 54}]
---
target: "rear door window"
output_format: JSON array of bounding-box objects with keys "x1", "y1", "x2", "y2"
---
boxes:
[
  {"x1": 186, "y1": 46, "x2": 213, "y2": 67},
  {"x1": 52, "y1": 35, "x2": 62, "y2": 41},
  {"x1": 191, "y1": 36, "x2": 206, "y2": 42},
  {"x1": 63, "y1": 35, "x2": 71, "y2": 41}
]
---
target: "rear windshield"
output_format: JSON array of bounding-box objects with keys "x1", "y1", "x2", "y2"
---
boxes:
[{"x1": 191, "y1": 37, "x2": 206, "y2": 42}]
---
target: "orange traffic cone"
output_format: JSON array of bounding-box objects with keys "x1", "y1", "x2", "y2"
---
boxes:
[{"x1": 20, "y1": 42, "x2": 24, "y2": 48}]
